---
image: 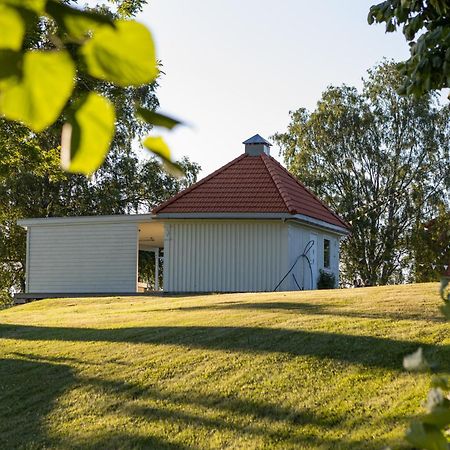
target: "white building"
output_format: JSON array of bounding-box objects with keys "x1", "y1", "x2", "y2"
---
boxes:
[{"x1": 18, "y1": 135, "x2": 350, "y2": 298}]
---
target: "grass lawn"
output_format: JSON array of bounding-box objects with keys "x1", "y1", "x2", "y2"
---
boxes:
[{"x1": 0, "y1": 283, "x2": 448, "y2": 449}]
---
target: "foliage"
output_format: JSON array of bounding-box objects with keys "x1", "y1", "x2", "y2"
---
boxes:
[
  {"x1": 316, "y1": 269, "x2": 336, "y2": 289},
  {"x1": 411, "y1": 207, "x2": 450, "y2": 282},
  {"x1": 0, "y1": 0, "x2": 201, "y2": 298},
  {"x1": 272, "y1": 61, "x2": 450, "y2": 286},
  {"x1": 0, "y1": 0, "x2": 181, "y2": 175},
  {"x1": 0, "y1": 283, "x2": 447, "y2": 449},
  {"x1": 0, "y1": 115, "x2": 200, "y2": 297},
  {"x1": 403, "y1": 347, "x2": 450, "y2": 449},
  {"x1": 368, "y1": 0, "x2": 450, "y2": 96},
  {"x1": 138, "y1": 249, "x2": 163, "y2": 289}
]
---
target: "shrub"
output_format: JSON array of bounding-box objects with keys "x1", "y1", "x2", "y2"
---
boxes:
[
  {"x1": 0, "y1": 289, "x2": 13, "y2": 310},
  {"x1": 317, "y1": 269, "x2": 336, "y2": 289}
]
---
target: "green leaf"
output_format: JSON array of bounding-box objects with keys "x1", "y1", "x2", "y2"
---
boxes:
[
  {"x1": 431, "y1": 375, "x2": 449, "y2": 390},
  {"x1": 440, "y1": 277, "x2": 449, "y2": 302},
  {"x1": 45, "y1": 0, "x2": 114, "y2": 41},
  {"x1": 406, "y1": 421, "x2": 448, "y2": 450},
  {"x1": 0, "y1": 50, "x2": 75, "y2": 132},
  {"x1": 81, "y1": 20, "x2": 157, "y2": 87},
  {"x1": 422, "y1": 404, "x2": 450, "y2": 428},
  {"x1": 0, "y1": 5, "x2": 25, "y2": 50},
  {"x1": 136, "y1": 107, "x2": 182, "y2": 130},
  {"x1": 439, "y1": 302, "x2": 450, "y2": 320},
  {"x1": 61, "y1": 92, "x2": 115, "y2": 175},
  {"x1": 0, "y1": 0, "x2": 45, "y2": 13},
  {"x1": 0, "y1": 50, "x2": 21, "y2": 87},
  {"x1": 143, "y1": 136, "x2": 184, "y2": 177}
]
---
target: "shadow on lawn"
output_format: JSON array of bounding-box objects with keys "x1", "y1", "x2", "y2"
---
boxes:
[
  {"x1": 1, "y1": 323, "x2": 449, "y2": 371},
  {"x1": 0, "y1": 355, "x2": 404, "y2": 449},
  {"x1": 0, "y1": 358, "x2": 74, "y2": 449},
  {"x1": 169, "y1": 300, "x2": 446, "y2": 323}
]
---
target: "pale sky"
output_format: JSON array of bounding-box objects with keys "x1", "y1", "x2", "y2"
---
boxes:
[{"x1": 136, "y1": 1, "x2": 410, "y2": 176}]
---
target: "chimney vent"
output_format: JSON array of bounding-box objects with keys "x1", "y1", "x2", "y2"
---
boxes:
[{"x1": 243, "y1": 134, "x2": 271, "y2": 156}]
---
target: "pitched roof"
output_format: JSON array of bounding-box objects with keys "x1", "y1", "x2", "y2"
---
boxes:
[{"x1": 153, "y1": 153, "x2": 350, "y2": 230}]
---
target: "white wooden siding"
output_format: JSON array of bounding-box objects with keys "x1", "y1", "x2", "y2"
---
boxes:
[
  {"x1": 163, "y1": 220, "x2": 289, "y2": 292},
  {"x1": 288, "y1": 223, "x2": 341, "y2": 290},
  {"x1": 27, "y1": 222, "x2": 138, "y2": 293}
]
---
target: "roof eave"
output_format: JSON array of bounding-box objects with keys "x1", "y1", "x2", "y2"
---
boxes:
[{"x1": 290, "y1": 214, "x2": 350, "y2": 235}]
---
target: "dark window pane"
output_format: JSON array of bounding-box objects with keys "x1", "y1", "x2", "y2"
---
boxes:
[{"x1": 324, "y1": 239, "x2": 330, "y2": 268}]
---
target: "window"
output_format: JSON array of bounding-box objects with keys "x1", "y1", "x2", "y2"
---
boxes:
[{"x1": 323, "y1": 238, "x2": 331, "y2": 268}]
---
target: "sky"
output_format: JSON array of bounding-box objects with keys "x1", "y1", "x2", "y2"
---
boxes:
[{"x1": 136, "y1": 1, "x2": 410, "y2": 177}]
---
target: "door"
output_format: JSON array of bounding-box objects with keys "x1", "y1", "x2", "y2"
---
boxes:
[{"x1": 309, "y1": 232, "x2": 318, "y2": 289}]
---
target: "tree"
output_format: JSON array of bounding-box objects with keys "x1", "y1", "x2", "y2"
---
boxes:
[
  {"x1": 410, "y1": 207, "x2": 450, "y2": 282},
  {"x1": 272, "y1": 61, "x2": 450, "y2": 286},
  {"x1": 0, "y1": 129, "x2": 200, "y2": 303},
  {"x1": 368, "y1": 0, "x2": 450, "y2": 96},
  {"x1": 0, "y1": 1, "x2": 201, "y2": 304},
  {"x1": 0, "y1": 0, "x2": 181, "y2": 174}
]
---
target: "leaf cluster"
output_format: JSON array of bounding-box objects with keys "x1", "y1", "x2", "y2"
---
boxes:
[
  {"x1": 0, "y1": 0, "x2": 182, "y2": 175},
  {"x1": 368, "y1": 0, "x2": 450, "y2": 96},
  {"x1": 403, "y1": 348, "x2": 450, "y2": 449}
]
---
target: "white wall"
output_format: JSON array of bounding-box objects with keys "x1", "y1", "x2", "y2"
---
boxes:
[
  {"x1": 163, "y1": 220, "x2": 289, "y2": 292},
  {"x1": 288, "y1": 222, "x2": 340, "y2": 290},
  {"x1": 27, "y1": 222, "x2": 138, "y2": 293}
]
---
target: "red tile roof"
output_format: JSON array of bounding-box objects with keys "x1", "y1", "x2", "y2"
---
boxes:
[{"x1": 153, "y1": 153, "x2": 350, "y2": 230}]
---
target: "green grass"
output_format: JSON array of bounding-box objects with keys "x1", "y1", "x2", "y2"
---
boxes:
[{"x1": 0, "y1": 283, "x2": 448, "y2": 449}]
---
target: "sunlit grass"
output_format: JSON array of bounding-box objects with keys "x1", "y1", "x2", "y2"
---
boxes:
[{"x1": 0, "y1": 283, "x2": 448, "y2": 449}]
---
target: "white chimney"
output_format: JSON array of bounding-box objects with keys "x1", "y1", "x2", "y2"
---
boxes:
[{"x1": 243, "y1": 134, "x2": 271, "y2": 156}]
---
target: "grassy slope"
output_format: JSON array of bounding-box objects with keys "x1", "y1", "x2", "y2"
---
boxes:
[{"x1": 0, "y1": 283, "x2": 448, "y2": 450}]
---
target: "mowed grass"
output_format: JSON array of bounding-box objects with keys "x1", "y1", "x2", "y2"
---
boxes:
[{"x1": 0, "y1": 283, "x2": 448, "y2": 449}]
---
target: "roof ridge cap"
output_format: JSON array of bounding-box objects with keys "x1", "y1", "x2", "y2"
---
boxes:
[
  {"x1": 261, "y1": 154, "x2": 292, "y2": 213},
  {"x1": 153, "y1": 153, "x2": 248, "y2": 214},
  {"x1": 264, "y1": 155, "x2": 350, "y2": 229}
]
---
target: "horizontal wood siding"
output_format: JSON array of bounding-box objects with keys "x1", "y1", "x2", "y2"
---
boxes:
[
  {"x1": 28, "y1": 223, "x2": 138, "y2": 293},
  {"x1": 163, "y1": 220, "x2": 289, "y2": 292}
]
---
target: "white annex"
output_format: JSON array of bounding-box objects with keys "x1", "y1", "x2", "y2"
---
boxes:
[{"x1": 18, "y1": 135, "x2": 350, "y2": 296}]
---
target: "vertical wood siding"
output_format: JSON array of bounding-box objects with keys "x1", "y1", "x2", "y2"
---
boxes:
[
  {"x1": 163, "y1": 220, "x2": 289, "y2": 292},
  {"x1": 288, "y1": 223, "x2": 340, "y2": 290},
  {"x1": 27, "y1": 223, "x2": 138, "y2": 293}
]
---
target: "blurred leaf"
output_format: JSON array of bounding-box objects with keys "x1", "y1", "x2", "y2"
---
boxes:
[
  {"x1": 406, "y1": 421, "x2": 448, "y2": 450},
  {"x1": 0, "y1": 5, "x2": 25, "y2": 50},
  {"x1": 136, "y1": 107, "x2": 182, "y2": 130},
  {"x1": 81, "y1": 20, "x2": 157, "y2": 86},
  {"x1": 0, "y1": 0, "x2": 45, "y2": 13},
  {"x1": 0, "y1": 50, "x2": 75, "y2": 132},
  {"x1": 0, "y1": 50, "x2": 21, "y2": 87},
  {"x1": 431, "y1": 375, "x2": 449, "y2": 390},
  {"x1": 439, "y1": 302, "x2": 450, "y2": 320},
  {"x1": 440, "y1": 277, "x2": 449, "y2": 302},
  {"x1": 403, "y1": 347, "x2": 429, "y2": 372},
  {"x1": 422, "y1": 403, "x2": 450, "y2": 428},
  {"x1": 143, "y1": 136, "x2": 184, "y2": 178},
  {"x1": 45, "y1": 0, "x2": 114, "y2": 41},
  {"x1": 61, "y1": 92, "x2": 115, "y2": 175}
]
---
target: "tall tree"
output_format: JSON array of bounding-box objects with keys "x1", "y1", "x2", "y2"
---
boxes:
[{"x1": 272, "y1": 62, "x2": 450, "y2": 286}]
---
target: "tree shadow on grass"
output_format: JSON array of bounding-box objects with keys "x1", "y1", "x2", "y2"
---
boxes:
[
  {"x1": 167, "y1": 301, "x2": 446, "y2": 323},
  {"x1": 1, "y1": 324, "x2": 449, "y2": 371},
  {"x1": 0, "y1": 354, "x2": 415, "y2": 449},
  {"x1": 0, "y1": 358, "x2": 75, "y2": 449}
]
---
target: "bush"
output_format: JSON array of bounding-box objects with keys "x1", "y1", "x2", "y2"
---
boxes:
[
  {"x1": 0, "y1": 289, "x2": 13, "y2": 310},
  {"x1": 317, "y1": 269, "x2": 336, "y2": 289}
]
